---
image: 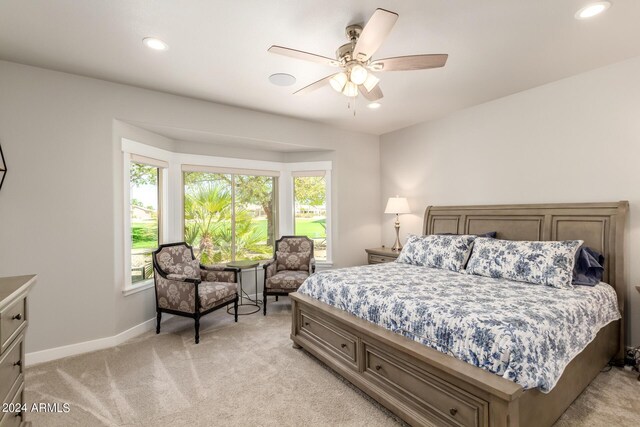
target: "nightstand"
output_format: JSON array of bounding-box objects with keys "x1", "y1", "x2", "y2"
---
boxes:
[{"x1": 365, "y1": 247, "x2": 400, "y2": 264}]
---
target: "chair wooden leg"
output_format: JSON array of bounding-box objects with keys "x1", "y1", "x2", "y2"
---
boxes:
[
  {"x1": 234, "y1": 296, "x2": 238, "y2": 323},
  {"x1": 263, "y1": 293, "x2": 267, "y2": 316},
  {"x1": 275, "y1": 295, "x2": 278, "y2": 302},
  {"x1": 194, "y1": 314, "x2": 200, "y2": 344},
  {"x1": 156, "y1": 311, "x2": 162, "y2": 334}
]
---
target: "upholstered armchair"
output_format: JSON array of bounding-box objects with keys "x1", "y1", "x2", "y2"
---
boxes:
[
  {"x1": 263, "y1": 236, "x2": 315, "y2": 315},
  {"x1": 152, "y1": 242, "x2": 240, "y2": 343}
]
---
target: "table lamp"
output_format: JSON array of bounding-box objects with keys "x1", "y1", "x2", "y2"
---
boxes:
[{"x1": 384, "y1": 196, "x2": 410, "y2": 251}]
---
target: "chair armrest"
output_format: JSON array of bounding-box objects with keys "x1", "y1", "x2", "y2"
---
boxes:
[
  {"x1": 262, "y1": 259, "x2": 275, "y2": 268},
  {"x1": 263, "y1": 259, "x2": 277, "y2": 279},
  {"x1": 200, "y1": 266, "x2": 239, "y2": 283}
]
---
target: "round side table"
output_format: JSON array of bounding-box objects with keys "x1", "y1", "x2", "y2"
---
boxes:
[{"x1": 226, "y1": 260, "x2": 261, "y2": 315}]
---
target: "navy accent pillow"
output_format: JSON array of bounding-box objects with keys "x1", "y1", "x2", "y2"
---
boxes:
[
  {"x1": 573, "y1": 246, "x2": 605, "y2": 286},
  {"x1": 437, "y1": 231, "x2": 497, "y2": 238}
]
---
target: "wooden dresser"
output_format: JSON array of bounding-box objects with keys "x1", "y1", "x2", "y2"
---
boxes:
[
  {"x1": 365, "y1": 247, "x2": 400, "y2": 264},
  {"x1": 0, "y1": 275, "x2": 36, "y2": 427}
]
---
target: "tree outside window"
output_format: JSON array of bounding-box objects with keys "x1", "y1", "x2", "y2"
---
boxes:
[{"x1": 183, "y1": 171, "x2": 276, "y2": 263}]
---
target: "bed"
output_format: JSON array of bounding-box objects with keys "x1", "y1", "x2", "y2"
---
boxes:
[{"x1": 289, "y1": 202, "x2": 628, "y2": 427}]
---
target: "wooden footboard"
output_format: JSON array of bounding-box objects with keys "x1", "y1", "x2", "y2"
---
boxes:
[{"x1": 290, "y1": 292, "x2": 618, "y2": 427}]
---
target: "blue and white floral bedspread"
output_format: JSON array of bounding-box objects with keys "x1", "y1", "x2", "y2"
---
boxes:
[{"x1": 298, "y1": 262, "x2": 620, "y2": 392}]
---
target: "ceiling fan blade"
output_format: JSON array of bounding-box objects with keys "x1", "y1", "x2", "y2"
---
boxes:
[
  {"x1": 371, "y1": 54, "x2": 448, "y2": 71},
  {"x1": 268, "y1": 45, "x2": 340, "y2": 67},
  {"x1": 353, "y1": 9, "x2": 399, "y2": 62},
  {"x1": 359, "y1": 84, "x2": 383, "y2": 101},
  {"x1": 293, "y1": 74, "x2": 336, "y2": 95}
]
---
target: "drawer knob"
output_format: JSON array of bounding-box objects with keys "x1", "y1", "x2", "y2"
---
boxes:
[
  {"x1": 375, "y1": 364, "x2": 382, "y2": 371},
  {"x1": 13, "y1": 313, "x2": 22, "y2": 320},
  {"x1": 304, "y1": 322, "x2": 310, "y2": 326},
  {"x1": 341, "y1": 343, "x2": 347, "y2": 349},
  {"x1": 450, "y1": 408, "x2": 458, "y2": 416},
  {"x1": 14, "y1": 360, "x2": 21, "y2": 367}
]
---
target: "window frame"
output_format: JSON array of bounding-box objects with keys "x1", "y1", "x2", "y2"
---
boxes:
[
  {"x1": 285, "y1": 162, "x2": 333, "y2": 266},
  {"x1": 291, "y1": 171, "x2": 330, "y2": 264},
  {"x1": 122, "y1": 143, "x2": 170, "y2": 296}
]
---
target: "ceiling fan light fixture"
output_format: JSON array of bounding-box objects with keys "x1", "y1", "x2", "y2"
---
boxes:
[
  {"x1": 363, "y1": 73, "x2": 380, "y2": 91},
  {"x1": 342, "y1": 81, "x2": 359, "y2": 97},
  {"x1": 330, "y1": 72, "x2": 348, "y2": 93},
  {"x1": 349, "y1": 64, "x2": 368, "y2": 85},
  {"x1": 575, "y1": 1, "x2": 611, "y2": 19}
]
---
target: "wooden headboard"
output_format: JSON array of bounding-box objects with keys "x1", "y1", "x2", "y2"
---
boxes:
[{"x1": 424, "y1": 201, "x2": 629, "y2": 353}]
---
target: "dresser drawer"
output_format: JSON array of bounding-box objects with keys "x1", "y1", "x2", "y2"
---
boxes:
[
  {"x1": 0, "y1": 337, "x2": 23, "y2": 405},
  {"x1": 0, "y1": 381, "x2": 24, "y2": 427},
  {"x1": 0, "y1": 298, "x2": 26, "y2": 353},
  {"x1": 368, "y1": 254, "x2": 396, "y2": 264},
  {"x1": 364, "y1": 343, "x2": 488, "y2": 427},
  {"x1": 299, "y1": 311, "x2": 358, "y2": 368}
]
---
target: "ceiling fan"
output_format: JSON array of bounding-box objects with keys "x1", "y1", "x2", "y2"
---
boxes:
[{"x1": 268, "y1": 8, "x2": 448, "y2": 102}]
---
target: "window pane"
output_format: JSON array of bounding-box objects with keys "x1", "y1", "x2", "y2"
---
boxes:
[
  {"x1": 183, "y1": 172, "x2": 233, "y2": 263},
  {"x1": 130, "y1": 162, "x2": 159, "y2": 284},
  {"x1": 294, "y1": 175, "x2": 327, "y2": 261},
  {"x1": 235, "y1": 175, "x2": 276, "y2": 261}
]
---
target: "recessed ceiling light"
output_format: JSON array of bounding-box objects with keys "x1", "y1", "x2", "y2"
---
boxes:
[
  {"x1": 143, "y1": 37, "x2": 169, "y2": 51},
  {"x1": 367, "y1": 102, "x2": 382, "y2": 110},
  {"x1": 575, "y1": 1, "x2": 611, "y2": 19},
  {"x1": 269, "y1": 73, "x2": 296, "y2": 86}
]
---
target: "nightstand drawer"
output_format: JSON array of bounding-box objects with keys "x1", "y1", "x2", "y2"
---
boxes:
[
  {"x1": 368, "y1": 254, "x2": 396, "y2": 264},
  {"x1": 0, "y1": 298, "x2": 26, "y2": 354}
]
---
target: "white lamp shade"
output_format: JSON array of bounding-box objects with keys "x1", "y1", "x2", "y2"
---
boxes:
[
  {"x1": 342, "y1": 81, "x2": 358, "y2": 97},
  {"x1": 330, "y1": 72, "x2": 348, "y2": 93},
  {"x1": 385, "y1": 197, "x2": 410, "y2": 214},
  {"x1": 349, "y1": 64, "x2": 368, "y2": 85},
  {"x1": 363, "y1": 73, "x2": 380, "y2": 92}
]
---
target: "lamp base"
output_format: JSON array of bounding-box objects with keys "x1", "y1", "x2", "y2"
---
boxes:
[{"x1": 391, "y1": 215, "x2": 402, "y2": 251}]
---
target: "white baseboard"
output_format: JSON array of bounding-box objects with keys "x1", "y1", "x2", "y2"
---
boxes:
[
  {"x1": 25, "y1": 293, "x2": 301, "y2": 366},
  {"x1": 25, "y1": 314, "x2": 173, "y2": 367}
]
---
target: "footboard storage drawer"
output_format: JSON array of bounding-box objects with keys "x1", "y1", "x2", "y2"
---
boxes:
[
  {"x1": 298, "y1": 310, "x2": 358, "y2": 368},
  {"x1": 363, "y1": 342, "x2": 488, "y2": 427}
]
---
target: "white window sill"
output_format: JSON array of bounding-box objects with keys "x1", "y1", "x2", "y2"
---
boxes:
[{"x1": 123, "y1": 280, "x2": 154, "y2": 296}]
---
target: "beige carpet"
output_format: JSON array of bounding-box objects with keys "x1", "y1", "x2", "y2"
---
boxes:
[{"x1": 25, "y1": 299, "x2": 640, "y2": 426}]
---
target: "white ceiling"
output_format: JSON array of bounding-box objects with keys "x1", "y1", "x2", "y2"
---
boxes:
[{"x1": 1, "y1": 0, "x2": 639, "y2": 135}]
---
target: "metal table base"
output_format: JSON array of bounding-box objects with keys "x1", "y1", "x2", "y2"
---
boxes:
[{"x1": 226, "y1": 261, "x2": 261, "y2": 316}]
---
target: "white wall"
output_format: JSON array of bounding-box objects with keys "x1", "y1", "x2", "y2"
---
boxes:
[
  {"x1": 380, "y1": 55, "x2": 640, "y2": 346},
  {"x1": 0, "y1": 60, "x2": 381, "y2": 354}
]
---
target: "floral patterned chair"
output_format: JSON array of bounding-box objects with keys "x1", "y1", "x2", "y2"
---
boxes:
[
  {"x1": 263, "y1": 236, "x2": 315, "y2": 315},
  {"x1": 152, "y1": 242, "x2": 240, "y2": 343}
]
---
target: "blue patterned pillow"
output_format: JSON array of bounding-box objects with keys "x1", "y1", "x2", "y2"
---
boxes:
[
  {"x1": 466, "y1": 238, "x2": 583, "y2": 289},
  {"x1": 396, "y1": 234, "x2": 477, "y2": 272}
]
